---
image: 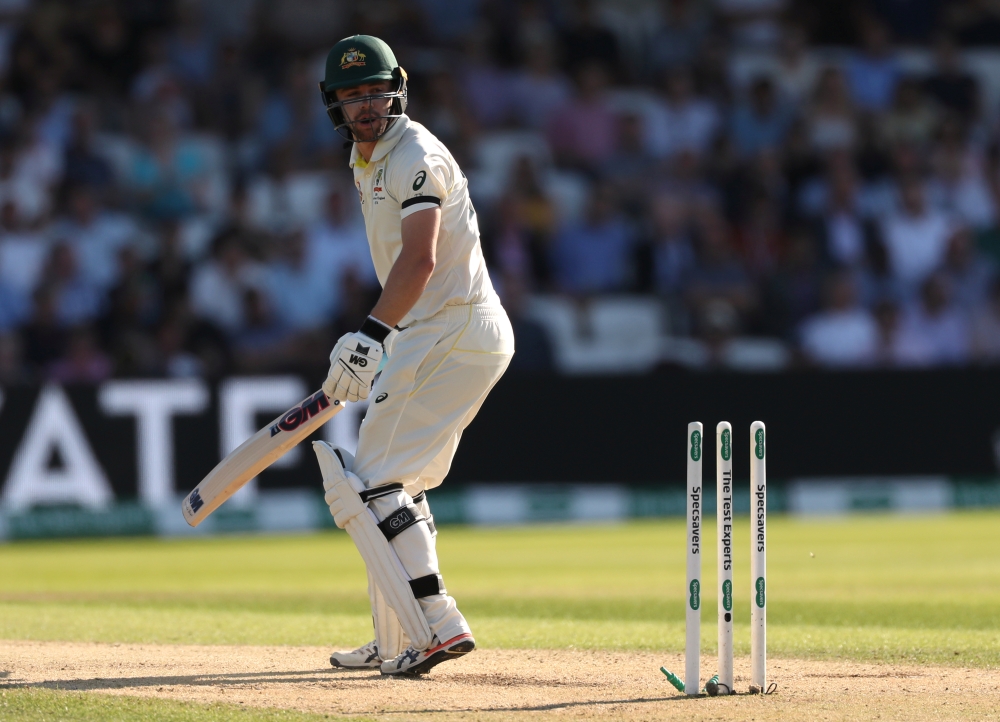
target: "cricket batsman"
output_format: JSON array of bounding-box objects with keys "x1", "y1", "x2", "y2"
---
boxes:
[{"x1": 313, "y1": 35, "x2": 514, "y2": 676}]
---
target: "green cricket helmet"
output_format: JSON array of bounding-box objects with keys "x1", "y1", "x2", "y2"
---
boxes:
[{"x1": 319, "y1": 35, "x2": 408, "y2": 142}]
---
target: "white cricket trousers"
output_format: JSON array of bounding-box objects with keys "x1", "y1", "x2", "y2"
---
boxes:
[
  {"x1": 354, "y1": 302, "x2": 514, "y2": 494},
  {"x1": 353, "y1": 302, "x2": 513, "y2": 648}
]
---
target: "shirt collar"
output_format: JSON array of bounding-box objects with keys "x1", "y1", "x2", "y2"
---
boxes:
[{"x1": 349, "y1": 114, "x2": 410, "y2": 169}]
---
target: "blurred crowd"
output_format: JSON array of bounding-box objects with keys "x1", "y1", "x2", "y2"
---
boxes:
[{"x1": 0, "y1": 0, "x2": 1000, "y2": 382}]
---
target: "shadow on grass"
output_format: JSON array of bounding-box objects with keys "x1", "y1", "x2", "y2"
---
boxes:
[
  {"x1": 0, "y1": 670, "x2": 700, "y2": 713},
  {"x1": 1, "y1": 668, "x2": 358, "y2": 692}
]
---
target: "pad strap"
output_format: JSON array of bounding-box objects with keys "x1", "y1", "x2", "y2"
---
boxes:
[
  {"x1": 359, "y1": 483, "x2": 404, "y2": 503},
  {"x1": 378, "y1": 503, "x2": 425, "y2": 541},
  {"x1": 409, "y1": 573, "x2": 446, "y2": 598}
]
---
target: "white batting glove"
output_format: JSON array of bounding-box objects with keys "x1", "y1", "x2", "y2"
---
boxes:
[{"x1": 322, "y1": 316, "x2": 391, "y2": 403}]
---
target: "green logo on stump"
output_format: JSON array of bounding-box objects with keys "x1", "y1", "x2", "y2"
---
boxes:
[
  {"x1": 721, "y1": 429, "x2": 731, "y2": 461},
  {"x1": 722, "y1": 579, "x2": 733, "y2": 611},
  {"x1": 755, "y1": 577, "x2": 766, "y2": 608},
  {"x1": 754, "y1": 428, "x2": 765, "y2": 460},
  {"x1": 689, "y1": 579, "x2": 700, "y2": 610},
  {"x1": 690, "y1": 430, "x2": 702, "y2": 461}
]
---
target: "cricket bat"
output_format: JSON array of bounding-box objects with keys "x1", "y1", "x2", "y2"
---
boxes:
[{"x1": 181, "y1": 389, "x2": 344, "y2": 526}]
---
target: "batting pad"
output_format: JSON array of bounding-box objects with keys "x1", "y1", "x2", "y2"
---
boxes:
[{"x1": 313, "y1": 441, "x2": 433, "y2": 650}]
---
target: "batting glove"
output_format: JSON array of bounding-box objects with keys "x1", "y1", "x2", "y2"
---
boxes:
[{"x1": 323, "y1": 316, "x2": 391, "y2": 403}]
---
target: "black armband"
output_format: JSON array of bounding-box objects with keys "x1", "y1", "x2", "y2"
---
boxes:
[{"x1": 359, "y1": 316, "x2": 393, "y2": 344}]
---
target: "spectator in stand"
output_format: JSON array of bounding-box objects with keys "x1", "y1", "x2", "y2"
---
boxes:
[
  {"x1": 47, "y1": 326, "x2": 113, "y2": 383},
  {"x1": 492, "y1": 157, "x2": 558, "y2": 288},
  {"x1": 605, "y1": 113, "x2": 659, "y2": 207},
  {"x1": 458, "y1": 25, "x2": 513, "y2": 129},
  {"x1": 38, "y1": 242, "x2": 103, "y2": 326},
  {"x1": 799, "y1": 271, "x2": 878, "y2": 368},
  {"x1": 417, "y1": 69, "x2": 478, "y2": 159},
  {"x1": 872, "y1": 297, "x2": 933, "y2": 367},
  {"x1": 128, "y1": 112, "x2": 210, "y2": 220},
  {"x1": 646, "y1": 0, "x2": 713, "y2": 76},
  {"x1": 98, "y1": 245, "x2": 160, "y2": 374},
  {"x1": 805, "y1": 67, "x2": 859, "y2": 152},
  {"x1": 63, "y1": 103, "x2": 115, "y2": 194},
  {"x1": 490, "y1": 195, "x2": 535, "y2": 290},
  {"x1": 924, "y1": 36, "x2": 979, "y2": 119},
  {"x1": 872, "y1": 0, "x2": 942, "y2": 44},
  {"x1": 500, "y1": 272, "x2": 555, "y2": 373},
  {"x1": 813, "y1": 158, "x2": 874, "y2": 268},
  {"x1": 926, "y1": 122, "x2": 996, "y2": 231},
  {"x1": 761, "y1": 226, "x2": 824, "y2": 338},
  {"x1": 940, "y1": 228, "x2": 996, "y2": 310},
  {"x1": 50, "y1": 184, "x2": 139, "y2": 291},
  {"x1": 22, "y1": 286, "x2": 64, "y2": 372},
  {"x1": 735, "y1": 191, "x2": 784, "y2": 278},
  {"x1": 971, "y1": 276, "x2": 1000, "y2": 362},
  {"x1": 879, "y1": 176, "x2": 959, "y2": 294},
  {"x1": 551, "y1": 184, "x2": 635, "y2": 294},
  {"x1": 0, "y1": 332, "x2": 25, "y2": 384},
  {"x1": 714, "y1": 0, "x2": 788, "y2": 49},
  {"x1": 131, "y1": 33, "x2": 194, "y2": 131},
  {"x1": 649, "y1": 190, "x2": 696, "y2": 331},
  {"x1": 895, "y1": 274, "x2": 971, "y2": 366},
  {"x1": 188, "y1": 230, "x2": 267, "y2": 333},
  {"x1": 683, "y1": 210, "x2": 757, "y2": 329},
  {"x1": 546, "y1": 62, "x2": 618, "y2": 172},
  {"x1": 559, "y1": 0, "x2": 620, "y2": 74},
  {"x1": 879, "y1": 78, "x2": 938, "y2": 148},
  {"x1": 949, "y1": 0, "x2": 1000, "y2": 47},
  {"x1": 167, "y1": 0, "x2": 217, "y2": 90},
  {"x1": 149, "y1": 315, "x2": 203, "y2": 378},
  {"x1": 510, "y1": 42, "x2": 572, "y2": 131},
  {"x1": 231, "y1": 287, "x2": 295, "y2": 373},
  {"x1": 0, "y1": 199, "x2": 48, "y2": 297},
  {"x1": 72, "y1": 1, "x2": 139, "y2": 97},
  {"x1": 0, "y1": 250, "x2": 27, "y2": 332},
  {"x1": 305, "y1": 183, "x2": 377, "y2": 289},
  {"x1": 845, "y1": 18, "x2": 900, "y2": 113},
  {"x1": 255, "y1": 56, "x2": 339, "y2": 165},
  {"x1": 267, "y1": 229, "x2": 339, "y2": 332},
  {"x1": 0, "y1": 137, "x2": 49, "y2": 223},
  {"x1": 771, "y1": 24, "x2": 820, "y2": 107},
  {"x1": 147, "y1": 221, "x2": 192, "y2": 311},
  {"x1": 729, "y1": 77, "x2": 792, "y2": 157},
  {"x1": 646, "y1": 68, "x2": 720, "y2": 160},
  {"x1": 651, "y1": 192, "x2": 696, "y2": 296}
]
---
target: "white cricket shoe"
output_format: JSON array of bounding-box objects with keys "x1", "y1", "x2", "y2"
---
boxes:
[
  {"x1": 380, "y1": 633, "x2": 475, "y2": 676},
  {"x1": 330, "y1": 639, "x2": 382, "y2": 669}
]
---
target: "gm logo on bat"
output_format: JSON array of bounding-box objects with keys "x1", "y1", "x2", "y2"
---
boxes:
[{"x1": 270, "y1": 391, "x2": 337, "y2": 437}]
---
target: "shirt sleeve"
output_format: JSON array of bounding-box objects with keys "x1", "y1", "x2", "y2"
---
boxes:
[{"x1": 394, "y1": 149, "x2": 451, "y2": 219}]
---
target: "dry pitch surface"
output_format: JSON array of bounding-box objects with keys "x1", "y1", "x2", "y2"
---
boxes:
[{"x1": 3, "y1": 640, "x2": 999, "y2": 721}]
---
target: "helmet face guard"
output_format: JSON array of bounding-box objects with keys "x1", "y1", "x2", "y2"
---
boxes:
[{"x1": 320, "y1": 71, "x2": 408, "y2": 143}]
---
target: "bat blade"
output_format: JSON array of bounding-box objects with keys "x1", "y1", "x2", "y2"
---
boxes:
[{"x1": 181, "y1": 390, "x2": 344, "y2": 526}]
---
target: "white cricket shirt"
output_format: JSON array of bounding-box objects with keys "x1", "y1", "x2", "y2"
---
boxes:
[{"x1": 349, "y1": 115, "x2": 498, "y2": 326}]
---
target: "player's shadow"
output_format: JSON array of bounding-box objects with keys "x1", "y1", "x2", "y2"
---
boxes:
[{"x1": 0, "y1": 668, "x2": 374, "y2": 692}]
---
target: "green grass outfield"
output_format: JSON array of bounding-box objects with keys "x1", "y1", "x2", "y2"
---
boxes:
[{"x1": 1, "y1": 511, "x2": 998, "y2": 668}]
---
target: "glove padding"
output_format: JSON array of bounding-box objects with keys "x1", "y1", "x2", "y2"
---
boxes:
[{"x1": 323, "y1": 331, "x2": 383, "y2": 402}]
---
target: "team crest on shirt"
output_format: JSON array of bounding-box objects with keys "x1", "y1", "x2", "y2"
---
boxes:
[
  {"x1": 340, "y1": 49, "x2": 366, "y2": 69},
  {"x1": 356, "y1": 180, "x2": 364, "y2": 204},
  {"x1": 373, "y1": 167, "x2": 383, "y2": 192}
]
